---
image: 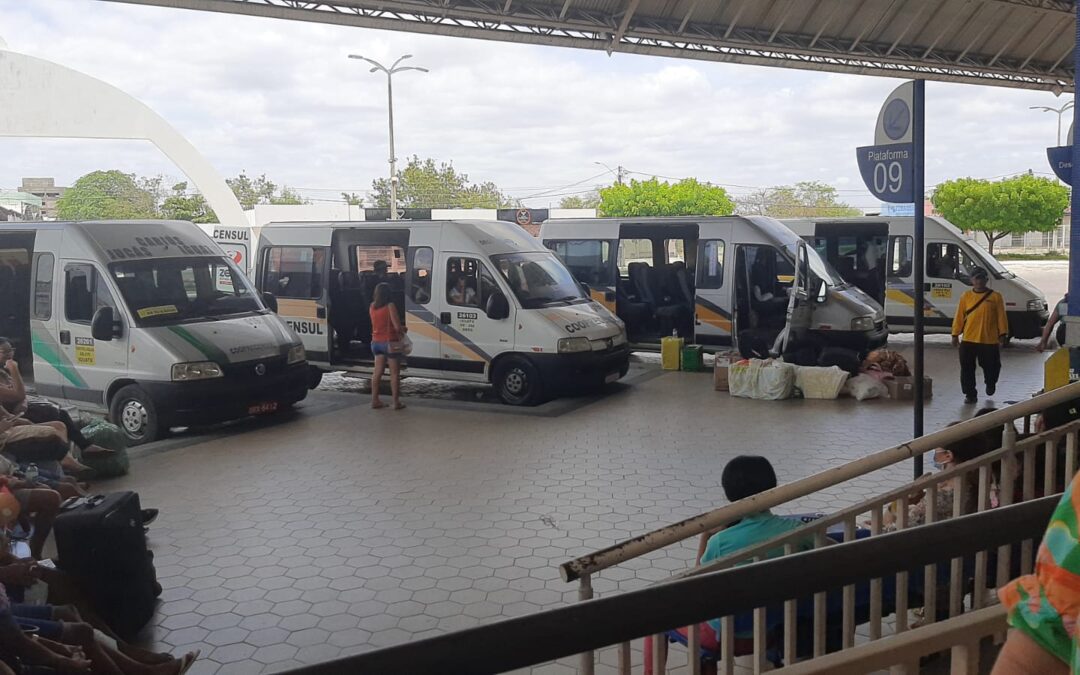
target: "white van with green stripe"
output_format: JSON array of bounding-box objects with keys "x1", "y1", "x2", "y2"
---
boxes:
[{"x1": 0, "y1": 221, "x2": 308, "y2": 445}]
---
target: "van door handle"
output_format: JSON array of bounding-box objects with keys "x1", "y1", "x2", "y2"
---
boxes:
[
  {"x1": 440, "y1": 312, "x2": 452, "y2": 325},
  {"x1": 316, "y1": 306, "x2": 326, "y2": 319},
  {"x1": 59, "y1": 331, "x2": 70, "y2": 345}
]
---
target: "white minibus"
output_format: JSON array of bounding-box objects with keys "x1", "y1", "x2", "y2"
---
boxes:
[
  {"x1": 539, "y1": 216, "x2": 887, "y2": 354},
  {"x1": 0, "y1": 221, "x2": 308, "y2": 445},
  {"x1": 782, "y1": 217, "x2": 1048, "y2": 339},
  {"x1": 254, "y1": 220, "x2": 630, "y2": 405}
]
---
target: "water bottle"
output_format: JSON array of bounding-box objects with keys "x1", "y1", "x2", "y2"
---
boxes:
[
  {"x1": 672, "y1": 328, "x2": 678, "y2": 338},
  {"x1": 24, "y1": 463, "x2": 38, "y2": 483}
]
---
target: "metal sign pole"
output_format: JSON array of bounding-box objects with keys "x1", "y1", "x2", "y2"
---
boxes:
[
  {"x1": 1068, "y1": 6, "x2": 1080, "y2": 346},
  {"x1": 912, "y1": 79, "x2": 926, "y2": 477}
]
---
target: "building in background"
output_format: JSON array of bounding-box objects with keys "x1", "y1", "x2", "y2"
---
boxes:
[
  {"x1": 19, "y1": 178, "x2": 66, "y2": 220},
  {"x1": 0, "y1": 191, "x2": 42, "y2": 220}
]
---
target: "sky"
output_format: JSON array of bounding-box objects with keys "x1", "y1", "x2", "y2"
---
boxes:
[{"x1": 0, "y1": 0, "x2": 1074, "y2": 210}]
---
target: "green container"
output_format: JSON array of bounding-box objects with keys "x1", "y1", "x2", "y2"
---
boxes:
[{"x1": 680, "y1": 345, "x2": 704, "y2": 372}]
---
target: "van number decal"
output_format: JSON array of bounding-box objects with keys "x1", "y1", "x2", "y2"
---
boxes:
[
  {"x1": 286, "y1": 320, "x2": 325, "y2": 336},
  {"x1": 931, "y1": 283, "x2": 952, "y2": 299},
  {"x1": 74, "y1": 337, "x2": 95, "y2": 365},
  {"x1": 565, "y1": 318, "x2": 606, "y2": 334},
  {"x1": 456, "y1": 312, "x2": 477, "y2": 332}
]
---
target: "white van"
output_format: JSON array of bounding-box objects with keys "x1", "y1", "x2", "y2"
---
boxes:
[
  {"x1": 197, "y1": 225, "x2": 257, "y2": 280},
  {"x1": 255, "y1": 220, "x2": 630, "y2": 405},
  {"x1": 0, "y1": 221, "x2": 308, "y2": 445},
  {"x1": 540, "y1": 216, "x2": 888, "y2": 354},
  {"x1": 782, "y1": 217, "x2": 1049, "y2": 339}
]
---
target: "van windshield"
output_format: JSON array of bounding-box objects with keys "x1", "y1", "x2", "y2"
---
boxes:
[
  {"x1": 109, "y1": 256, "x2": 264, "y2": 325},
  {"x1": 491, "y1": 252, "x2": 589, "y2": 309},
  {"x1": 964, "y1": 240, "x2": 1014, "y2": 279},
  {"x1": 780, "y1": 242, "x2": 846, "y2": 287}
]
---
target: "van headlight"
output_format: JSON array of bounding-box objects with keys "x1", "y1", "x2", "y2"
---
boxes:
[
  {"x1": 171, "y1": 361, "x2": 223, "y2": 381},
  {"x1": 851, "y1": 316, "x2": 876, "y2": 332},
  {"x1": 287, "y1": 344, "x2": 306, "y2": 364},
  {"x1": 558, "y1": 337, "x2": 591, "y2": 353},
  {"x1": 1028, "y1": 299, "x2": 1046, "y2": 311}
]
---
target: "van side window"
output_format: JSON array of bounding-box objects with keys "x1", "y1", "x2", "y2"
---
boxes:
[
  {"x1": 65, "y1": 264, "x2": 115, "y2": 324},
  {"x1": 549, "y1": 240, "x2": 614, "y2": 287},
  {"x1": 697, "y1": 240, "x2": 725, "y2": 289},
  {"x1": 263, "y1": 247, "x2": 325, "y2": 299},
  {"x1": 926, "y1": 243, "x2": 976, "y2": 283},
  {"x1": 889, "y1": 236, "x2": 913, "y2": 277},
  {"x1": 33, "y1": 253, "x2": 54, "y2": 320},
  {"x1": 410, "y1": 247, "x2": 434, "y2": 304},
  {"x1": 446, "y1": 257, "x2": 492, "y2": 308},
  {"x1": 618, "y1": 239, "x2": 653, "y2": 275}
]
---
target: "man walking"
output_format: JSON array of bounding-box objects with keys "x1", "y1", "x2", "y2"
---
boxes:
[{"x1": 951, "y1": 267, "x2": 1008, "y2": 404}]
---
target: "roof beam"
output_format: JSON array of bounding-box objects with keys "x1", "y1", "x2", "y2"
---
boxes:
[
  {"x1": 768, "y1": 2, "x2": 797, "y2": 43},
  {"x1": 886, "y1": 0, "x2": 932, "y2": 56},
  {"x1": 608, "y1": 0, "x2": 641, "y2": 53},
  {"x1": 559, "y1": 0, "x2": 573, "y2": 20},
  {"x1": 850, "y1": 0, "x2": 902, "y2": 52},
  {"x1": 795, "y1": 0, "x2": 823, "y2": 35},
  {"x1": 677, "y1": 0, "x2": 702, "y2": 34},
  {"x1": 723, "y1": 1, "x2": 748, "y2": 40},
  {"x1": 503, "y1": 0, "x2": 512, "y2": 12},
  {"x1": 955, "y1": 4, "x2": 1004, "y2": 63},
  {"x1": 809, "y1": 1, "x2": 844, "y2": 49},
  {"x1": 1019, "y1": 12, "x2": 1071, "y2": 69},
  {"x1": 988, "y1": 9, "x2": 1044, "y2": 66},
  {"x1": 922, "y1": 1, "x2": 981, "y2": 60}
]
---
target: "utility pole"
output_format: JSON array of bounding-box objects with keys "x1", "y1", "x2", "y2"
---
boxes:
[
  {"x1": 594, "y1": 161, "x2": 626, "y2": 185},
  {"x1": 348, "y1": 53, "x2": 428, "y2": 220}
]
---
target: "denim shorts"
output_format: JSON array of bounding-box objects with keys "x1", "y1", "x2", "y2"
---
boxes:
[{"x1": 371, "y1": 341, "x2": 403, "y2": 360}]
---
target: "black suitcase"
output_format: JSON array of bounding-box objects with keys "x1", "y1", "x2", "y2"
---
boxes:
[{"x1": 53, "y1": 492, "x2": 159, "y2": 638}]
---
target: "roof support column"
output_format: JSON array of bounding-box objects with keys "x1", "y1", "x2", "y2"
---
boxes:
[{"x1": 1067, "y1": 0, "x2": 1080, "y2": 345}]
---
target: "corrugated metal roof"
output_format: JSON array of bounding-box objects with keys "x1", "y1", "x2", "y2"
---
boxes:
[{"x1": 108, "y1": 0, "x2": 1077, "y2": 91}]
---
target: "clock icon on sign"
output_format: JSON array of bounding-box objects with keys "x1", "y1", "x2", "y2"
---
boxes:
[{"x1": 882, "y1": 98, "x2": 910, "y2": 141}]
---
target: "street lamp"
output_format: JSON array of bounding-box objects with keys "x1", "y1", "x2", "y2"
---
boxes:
[
  {"x1": 593, "y1": 161, "x2": 625, "y2": 185},
  {"x1": 349, "y1": 53, "x2": 428, "y2": 220},
  {"x1": 1031, "y1": 101, "x2": 1075, "y2": 146}
]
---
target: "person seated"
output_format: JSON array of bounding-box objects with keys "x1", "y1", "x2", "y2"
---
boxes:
[
  {"x1": 0, "y1": 409, "x2": 94, "y2": 478},
  {"x1": 644, "y1": 456, "x2": 813, "y2": 674},
  {"x1": 449, "y1": 276, "x2": 478, "y2": 306},
  {"x1": 0, "y1": 338, "x2": 113, "y2": 463}
]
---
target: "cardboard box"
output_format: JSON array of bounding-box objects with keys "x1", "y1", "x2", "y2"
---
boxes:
[
  {"x1": 714, "y1": 363, "x2": 730, "y2": 391},
  {"x1": 886, "y1": 376, "x2": 933, "y2": 400}
]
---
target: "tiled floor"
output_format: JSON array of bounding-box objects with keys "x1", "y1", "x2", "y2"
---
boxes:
[{"x1": 100, "y1": 336, "x2": 1049, "y2": 673}]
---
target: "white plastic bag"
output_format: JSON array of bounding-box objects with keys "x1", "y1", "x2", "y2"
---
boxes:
[
  {"x1": 794, "y1": 365, "x2": 850, "y2": 399},
  {"x1": 844, "y1": 373, "x2": 889, "y2": 401}
]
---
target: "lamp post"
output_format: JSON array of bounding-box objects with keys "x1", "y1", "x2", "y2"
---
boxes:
[
  {"x1": 348, "y1": 54, "x2": 428, "y2": 220},
  {"x1": 1031, "y1": 101, "x2": 1075, "y2": 146},
  {"x1": 594, "y1": 161, "x2": 626, "y2": 185}
]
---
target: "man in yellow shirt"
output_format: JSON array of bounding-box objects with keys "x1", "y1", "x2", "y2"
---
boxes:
[{"x1": 951, "y1": 267, "x2": 1009, "y2": 404}]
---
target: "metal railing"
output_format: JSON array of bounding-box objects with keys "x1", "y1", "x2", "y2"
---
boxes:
[
  {"x1": 282, "y1": 496, "x2": 1058, "y2": 675},
  {"x1": 557, "y1": 382, "x2": 1080, "y2": 673}
]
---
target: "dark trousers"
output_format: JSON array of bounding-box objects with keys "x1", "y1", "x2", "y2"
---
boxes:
[{"x1": 959, "y1": 341, "x2": 1001, "y2": 396}]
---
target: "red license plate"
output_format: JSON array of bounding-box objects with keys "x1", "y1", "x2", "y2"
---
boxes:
[{"x1": 248, "y1": 402, "x2": 279, "y2": 415}]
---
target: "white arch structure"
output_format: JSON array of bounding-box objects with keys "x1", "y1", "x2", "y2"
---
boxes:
[{"x1": 0, "y1": 41, "x2": 246, "y2": 227}]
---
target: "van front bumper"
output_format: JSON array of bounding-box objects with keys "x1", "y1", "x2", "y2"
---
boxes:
[
  {"x1": 810, "y1": 321, "x2": 889, "y2": 353},
  {"x1": 529, "y1": 344, "x2": 631, "y2": 391},
  {"x1": 141, "y1": 360, "x2": 309, "y2": 428},
  {"x1": 1007, "y1": 308, "x2": 1048, "y2": 340}
]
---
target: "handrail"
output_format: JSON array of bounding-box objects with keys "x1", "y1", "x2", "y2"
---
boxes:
[
  {"x1": 771, "y1": 605, "x2": 1007, "y2": 675},
  {"x1": 283, "y1": 496, "x2": 1058, "y2": 675},
  {"x1": 667, "y1": 417, "x2": 1080, "y2": 581},
  {"x1": 559, "y1": 381, "x2": 1080, "y2": 582}
]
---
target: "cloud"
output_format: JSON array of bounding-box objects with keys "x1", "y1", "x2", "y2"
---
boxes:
[{"x1": 0, "y1": 0, "x2": 1070, "y2": 211}]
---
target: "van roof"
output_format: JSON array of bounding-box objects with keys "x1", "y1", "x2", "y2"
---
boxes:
[
  {"x1": 19, "y1": 220, "x2": 221, "y2": 263},
  {"x1": 539, "y1": 215, "x2": 802, "y2": 248},
  {"x1": 781, "y1": 216, "x2": 969, "y2": 240},
  {"x1": 261, "y1": 219, "x2": 546, "y2": 256}
]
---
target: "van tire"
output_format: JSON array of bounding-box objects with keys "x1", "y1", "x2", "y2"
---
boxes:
[
  {"x1": 109, "y1": 385, "x2": 160, "y2": 446},
  {"x1": 494, "y1": 357, "x2": 544, "y2": 406},
  {"x1": 308, "y1": 367, "x2": 324, "y2": 390}
]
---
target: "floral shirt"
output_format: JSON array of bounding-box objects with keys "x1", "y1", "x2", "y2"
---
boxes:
[{"x1": 999, "y1": 470, "x2": 1080, "y2": 670}]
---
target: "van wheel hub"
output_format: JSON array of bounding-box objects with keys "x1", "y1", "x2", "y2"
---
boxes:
[
  {"x1": 505, "y1": 368, "x2": 527, "y2": 395},
  {"x1": 121, "y1": 401, "x2": 148, "y2": 437}
]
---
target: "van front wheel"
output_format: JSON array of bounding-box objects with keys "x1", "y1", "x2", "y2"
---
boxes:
[
  {"x1": 494, "y1": 357, "x2": 544, "y2": 406},
  {"x1": 110, "y1": 385, "x2": 160, "y2": 446}
]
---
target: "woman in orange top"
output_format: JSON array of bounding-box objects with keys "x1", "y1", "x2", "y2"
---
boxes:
[{"x1": 369, "y1": 282, "x2": 406, "y2": 410}]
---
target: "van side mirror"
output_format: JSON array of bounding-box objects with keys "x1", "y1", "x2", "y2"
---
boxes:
[
  {"x1": 261, "y1": 292, "x2": 279, "y2": 313},
  {"x1": 91, "y1": 307, "x2": 118, "y2": 341},
  {"x1": 486, "y1": 291, "x2": 510, "y2": 320}
]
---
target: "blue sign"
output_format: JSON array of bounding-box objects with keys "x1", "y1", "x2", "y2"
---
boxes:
[
  {"x1": 856, "y1": 143, "x2": 914, "y2": 203},
  {"x1": 1048, "y1": 146, "x2": 1072, "y2": 183},
  {"x1": 881, "y1": 202, "x2": 915, "y2": 217}
]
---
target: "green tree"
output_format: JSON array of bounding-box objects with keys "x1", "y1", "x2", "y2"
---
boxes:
[
  {"x1": 931, "y1": 174, "x2": 1069, "y2": 254},
  {"x1": 371, "y1": 156, "x2": 513, "y2": 209},
  {"x1": 598, "y1": 177, "x2": 734, "y2": 217},
  {"x1": 226, "y1": 172, "x2": 307, "y2": 209},
  {"x1": 559, "y1": 191, "x2": 601, "y2": 209},
  {"x1": 56, "y1": 170, "x2": 158, "y2": 220},
  {"x1": 736, "y1": 181, "x2": 861, "y2": 218},
  {"x1": 161, "y1": 182, "x2": 217, "y2": 224},
  {"x1": 342, "y1": 192, "x2": 363, "y2": 206}
]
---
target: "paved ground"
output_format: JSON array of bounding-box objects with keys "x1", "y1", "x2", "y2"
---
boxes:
[{"x1": 82, "y1": 328, "x2": 1054, "y2": 675}]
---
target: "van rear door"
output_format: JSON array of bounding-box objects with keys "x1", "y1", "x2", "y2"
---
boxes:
[{"x1": 261, "y1": 246, "x2": 331, "y2": 362}]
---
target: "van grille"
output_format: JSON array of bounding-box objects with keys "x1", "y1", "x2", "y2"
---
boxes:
[{"x1": 222, "y1": 356, "x2": 287, "y2": 382}]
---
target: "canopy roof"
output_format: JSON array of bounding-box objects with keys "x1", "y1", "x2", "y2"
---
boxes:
[{"x1": 110, "y1": 0, "x2": 1076, "y2": 91}]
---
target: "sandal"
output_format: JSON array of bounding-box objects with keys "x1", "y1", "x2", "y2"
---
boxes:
[
  {"x1": 371, "y1": 401, "x2": 386, "y2": 409},
  {"x1": 393, "y1": 402, "x2": 406, "y2": 410},
  {"x1": 177, "y1": 650, "x2": 200, "y2": 674}
]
